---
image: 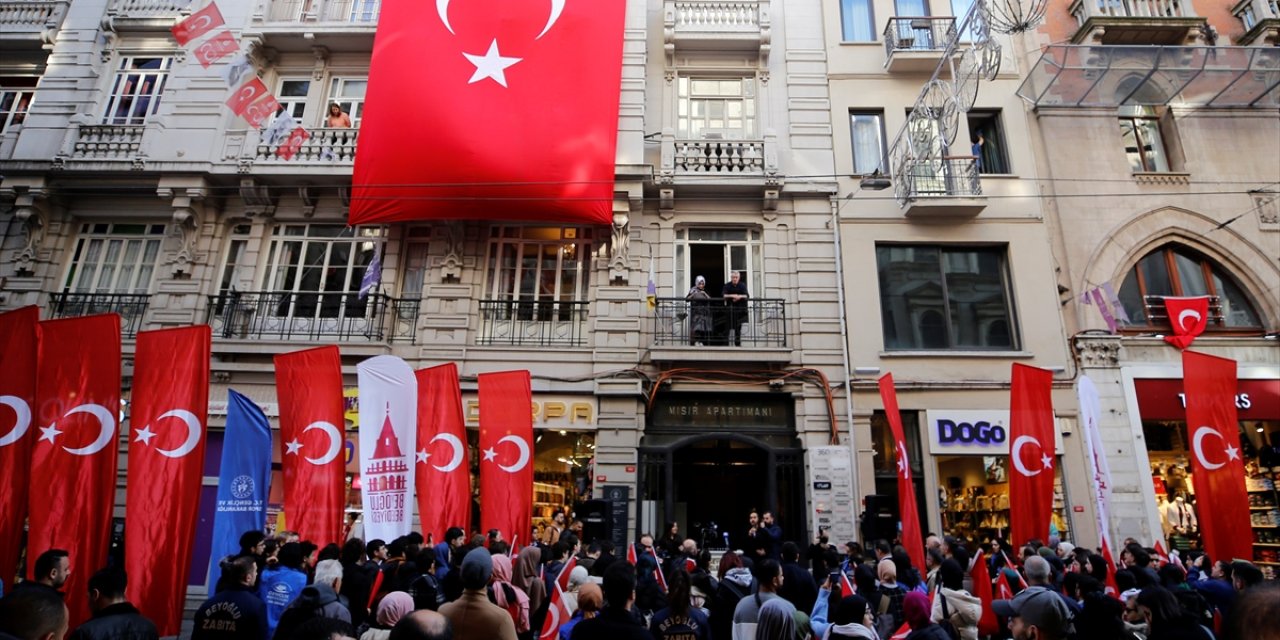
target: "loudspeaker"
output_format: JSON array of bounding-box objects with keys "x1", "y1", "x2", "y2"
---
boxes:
[
  {"x1": 861, "y1": 494, "x2": 898, "y2": 543},
  {"x1": 576, "y1": 499, "x2": 611, "y2": 545}
]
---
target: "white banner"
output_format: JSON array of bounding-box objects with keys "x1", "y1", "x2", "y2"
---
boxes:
[
  {"x1": 358, "y1": 355, "x2": 418, "y2": 541},
  {"x1": 1078, "y1": 376, "x2": 1114, "y2": 558}
]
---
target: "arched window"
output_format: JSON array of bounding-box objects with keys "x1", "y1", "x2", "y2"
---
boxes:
[{"x1": 1117, "y1": 244, "x2": 1262, "y2": 331}]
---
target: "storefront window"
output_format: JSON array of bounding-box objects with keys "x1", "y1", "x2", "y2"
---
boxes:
[{"x1": 935, "y1": 455, "x2": 1070, "y2": 544}]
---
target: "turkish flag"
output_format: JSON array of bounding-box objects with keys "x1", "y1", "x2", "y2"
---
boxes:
[
  {"x1": 415, "y1": 363, "x2": 472, "y2": 542},
  {"x1": 478, "y1": 370, "x2": 533, "y2": 549},
  {"x1": 226, "y1": 77, "x2": 269, "y2": 116},
  {"x1": 30, "y1": 314, "x2": 121, "y2": 626},
  {"x1": 1182, "y1": 351, "x2": 1252, "y2": 563},
  {"x1": 276, "y1": 126, "x2": 310, "y2": 160},
  {"x1": 1163, "y1": 296, "x2": 1210, "y2": 349},
  {"x1": 970, "y1": 551, "x2": 1000, "y2": 637},
  {"x1": 0, "y1": 306, "x2": 38, "y2": 586},
  {"x1": 193, "y1": 30, "x2": 239, "y2": 67},
  {"x1": 878, "y1": 374, "x2": 925, "y2": 575},
  {"x1": 171, "y1": 2, "x2": 225, "y2": 45},
  {"x1": 125, "y1": 326, "x2": 210, "y2": 636},
  {"x1": 274, "y1": 346, "x2": 346, "y2": 546},
  {"x1": 1153, "y1": 540, "x2": 1170, "y2": 567},
  {"x1": 1009, "y1": 364, "x2": 1056, "y2": 547},
  {"x1": 349, "y1": 0, "x2": 626, "y2": 225},
  {"x1": 557, "y1": 555, "x2": 577, "y2": 592},
  {"x1": 243, "y1": 94, "x2": 281, "y2": 128},
  {"x1": 539, "y1": 580, "x2": 571, "y2": 640},
  {"x1": 626, "y1": 542, "x2": 637, "y2": 565}
]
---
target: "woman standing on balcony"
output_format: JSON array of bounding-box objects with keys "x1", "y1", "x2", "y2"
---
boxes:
[
  {"x1": 686, "y1": 276, "x2": 712, "y2": 347},
  {"x1": 327, "y1": 103, "x2": 353, "y2": 128}
]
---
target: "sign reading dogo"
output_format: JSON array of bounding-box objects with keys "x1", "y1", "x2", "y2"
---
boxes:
[{"x1": 926, "y1": 410, "x2": 1063, "y2": 456}]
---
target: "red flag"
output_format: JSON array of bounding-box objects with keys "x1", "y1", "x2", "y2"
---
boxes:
[
  {"x1": 415, "y1": 363, "x2": 472, "y2": 542},
  {"x1": 125, "y1": 326, "x2": 210, "y2": 635},
  {"x1": 626, "y1": 542, "x2": 637, "y2": 565},
  {"x1": 1163, "y1": 296, "x2": 1210, "y2": 349},
  {"x1": 0, "y1": 306, "x2": 38, "y2": 585},
  {"x1": 171, "y1": 2, "x2": 225, "y2": 45},
  {"x1": 557, "y1": 555, "x2": 578, "y2": 592},
  {"x1": 274, "y1": 346, "x2": 346, "y2": 546},
  {"x1": 878, "y1": 374, "x2": 925, "y2": 574},
  {"x1": 30, "y1": 314, "x2": 121, "y2": 625},
  {"x1": 995, "y1": 568, "x2": 1015, "y2": 599},
  {"x1": 1100, "y1": 543, "x2": 1120, "y2": 599},
  {"x1": 889, "y1": 623, "x2": 911, "y2": 640},
  {"x1": 193, "y1": 30, "x2": 239, "y2": 67},
  {"x1": 970, "y1": 551, "x2": 1000, "y2": 637},
  {"x1": 349, "y1": 0, "x2": 626, "y2": 225},
  {"x1": 478, "y1": 371, "x2": 533, "y2": 549},
  {"x1": 684, "y1": 557, "x2": 697, "y2": 572},
  {"x1": 1009, "y1": 364, "x2": 1056, "y2": 547},
  {"x1": 651, "y1": 548, "x2": 668, "y2": 593},
  {"x1": 1182, "y1": 351, "x2": 1252, "y2": 562},
  {"x1": 243, "y1": 95, "x2": 281, "y2": 128},
  {"x1": 1153, "y1": 540, "x2": 1170, "y2": 567},
  {"x1": 539, "y1": 580, "x2": 571, "y2": 640},
  {"x1": 226, "y1": 77, "x2": 269, "y2": 116},
  {"x1": 276, "y1": 127, "x2": 309, "y2": 160},
  {"x1": 839, "y1": 571, "x2": 855, "y2": 596}
]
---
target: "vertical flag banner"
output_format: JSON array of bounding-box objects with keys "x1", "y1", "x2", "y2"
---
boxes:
[
  {"x1": 274, "y1": 346, "x2": 346, "y2": 546},
  {"x1": 646, "y1": 255, "x2": 657, "y2": 310},
  {"x1": 1078, "y1": 375, "x2": 1120, "y2": 595},
  {"x1": 1182, "y1": 351, "x2": 1252, "y2": 562},
  {"x1": 1009, "y1": 364, "x2": 1056, "y2": 547},
  {"x1": 877, "y1": 374, "x2": 925, "y2": 574},
  {"x1": 970, "y1": 551, "x2": 1000, "y2": 637},
  {"x1": 349, "y1": 0, "x2": 627, "y2": 225},
  {"x1": 126, "y1": 326, "x2": 211, "y2": 635},
  {"x1": 30, "y1": 314, "x2": 121, "y2": 626},
  {"x1": 479, "y1": 371, "x2": 533, "y2": 548},
  {"x1": 415, "y1": 363, "x2": 472, "y2": 542},
  {"x1": 1163, "y1": 296, "x2": 1210, "y2": 349},
  {"x1": 0, "y1": 306, "x2": 38, "y2": 585},
  {"x1": 357, "y1": 355, "x2": 418, "y2": 542},
  {"x1": 208, "y1": 390, "x2": 273, "y2": 589}
]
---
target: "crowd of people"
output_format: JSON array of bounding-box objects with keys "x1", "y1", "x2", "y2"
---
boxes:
[{"x1": 1, "y1": 509, "x2": 1278, "y2": 640}]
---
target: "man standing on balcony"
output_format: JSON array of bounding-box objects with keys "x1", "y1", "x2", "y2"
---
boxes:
[{"x1": 722, "y1": 271, "x2": 750, "y2": 347}]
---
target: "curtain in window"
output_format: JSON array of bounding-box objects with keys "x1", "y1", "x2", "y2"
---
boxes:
[
  {"x1": 851, "y1": 115, "x2": 883, "y2": 174},
  {"x1": 842, "y1": 0, "x2": 874, "y2": 41}
]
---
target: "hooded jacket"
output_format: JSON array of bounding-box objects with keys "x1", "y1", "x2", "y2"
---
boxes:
[
  {"x1": 929, "y1": 587, "x2": 981, "y2": 640},
  {"x1": 710, "y1": 567, "x2": 754, "y2": 640},
  {"x1": 272, "y1": 583, "x2": 351, "y2": 640}
]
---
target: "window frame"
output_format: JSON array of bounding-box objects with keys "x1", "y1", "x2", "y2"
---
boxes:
[
  {"x1": 327, "y1": 76, "x2": 368, "y2": 127},
  {"x1": 676, "y1": 76, "x2": 758, "y2": 140},
  {"x1": 0, "y1": 77, "x2": 37, "y2": 133},
  {"x1": 840, "y1": 0, "x2": 877, "y2": 41},
  {"x1": 275, "y1": 78, "x2": 312, "y2": 125},
  {"x1": 1119, "y1": 106, "x2": 1170, "y2": 173},
  {"x1": 61, "y1": 222, "x2": 168, "y2": 294},
  {"x1": 967, "y1": 109, "x2": 1011, "y2": 174},
  {"x1": 102, "y1": 56, "x2": 172, "y2": 125},
  {"x1": 483, "y1": 226, "x2": 594, "y2": 305},
  {"x1": 849, "y1": 110, "x2": 888, "y2": 176},
  {"x1": 1117, "y1": 244, "x2": 1263, "y2": 333}
]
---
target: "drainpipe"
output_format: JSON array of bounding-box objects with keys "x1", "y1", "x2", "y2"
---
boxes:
[{"x1": 830, "y1": 196, "x2": 860, "y2": 506}]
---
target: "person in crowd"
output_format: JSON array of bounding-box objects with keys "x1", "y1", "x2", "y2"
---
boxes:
[
  {"x1": 545, "y1": 512, "x2": 568, "y2": 546},
  {"x1": 759, "y1": 513, "x2": 783, "y2": 561},
  {"x1": 560, "y1": 582, "x2": 602, "y2": 640},
  {"x1": 590, "y1": 540, "x2": 619, "y2": 578},
  {"x1": 685, "y1": 276, "x2": 713, "y2": 347},
  {"x1": 318, "y1": 544, "x2": 342, "y2": 564},
  {"x1": 488, "y1": 554, "x2": 530, "y2": 636},
  {"x1": 892, "y1": 548, "x2": 925, "y2": 594},
  {"x1": 903, "y1": 590, "x2": 950, "y2": 640},
  {"x1": 290, "y1": 618, "x2": 356, "y2": 640},
  {"x1": 569, "y1": 563, "x2": 654, "y2": 640},
  {"x1": 778, "y1": 541, "x2": 818, "y2": 615},
  {"x1": 825, "y1": 594, "x2": 879, "y2": 640},
  {"x1": 1190, "y1": 558, "x2": 1234, "y2": 619},
  {"x1": 658, "y1": 523, "x2": 682, "y2": 559},
  {"x1": 1024, "y1": 556, "x2": 1078, "y2": 614},
  {"x1": 711, "y1": 552, "x2": 753, "y2": 640},
  {"x1": 1228, "y1": 561, "x2": 1263, "y2": 592},
  {"x1": 193, "y1": 555, "x2": 267, "y2": 640},
  {"x1": 753, "y1": 598, "x2": 796, "y2": 640},
  {"x1": 513, "y1": 545, "x2": 547, "y2": 621},
  {"x1": 17, "y1": 549, "x2": 72, "y2": 598},
  {"x1": 439, "y1": 548, "x2": 516, "y2": 640},
  {"x1": 340, "y1": 539, "x2": 376, "y2": 628},
  {"x1": 544, "y1": 541, "x2": 573, "y2": 595},
  {"x1": 1120, "y1": 588, "x2": 1148, "y2": 639},
  {"x1": 0, "y1": 585, "x2": 70, "y2": 640},
  {"x1": 434, "y1": 528, "x2": 465, "y2": 587},
  {"x1": 326, "y1": 103, "x2": 352, "y2": 128},
  {"x1": 731, "y1": 558, "x2": 782, "y2": 640},
  {"x1": 388, "y1": 611, "x2": 453, "y2": 640},
  {"x1": 992, "y1": 587, "x2": 1074, "y2": 640},
  {"x1": 260, "y1": 543, "x2": 310, "y2": 639},
  {"x1": 649, "y1": 568, "x2": 708, "y2": 640},
  {"x1": 274, "y1": 559, "x2": 351, "y2": 640},
  {"x1": 923, "y1": 549, "x2": 944, "y2": 594},
  {"x1": 364, "y1": 540, "x2": 387, "y2": 569},
  {"x1": 720, "y1": 271, "x2": 749, "y2": 347},
  {"x1": 931, "y1": 558, "x2": 980, "y2": 640},
  {"x1": 634, "y1": 552, "x2": 666, "y2": 618},
  {"x1": 68, "y1": 567, "x2": 158, "y2": 640},
  {"x1": 361, "y1": 593, "x2": 414, "y2": 640},
  {"x1": 806, "y1": 529, "x2": 840, "y2": 585},
  {"x1": 1135, "y1": 586, "x2": 1213, "y2": 640},
  {"x1": 871, "y1": 558, "x2": 907, "y2": 638},
  {"x1": 1075, "y1": 589, "x2": 1138, "y2": 640},
  {"x1": 1221, "y1": 582, "x2": 1280, "y2": 640},
  {"x1": 563, "y1": 567, "x2": 591, "y2": 616},
  {"x1": 1123, "y1": 544, "x2": 1159, "y2": 588},
  {"x1": 579, "y1": 542, "x2": 602, "y2": 574},
  {"x1": 406, "y1": 549, "x2": 443, "y2": 612},
  {"x1": 871, "y1": 540, "x2": 892, "y2": 564}
]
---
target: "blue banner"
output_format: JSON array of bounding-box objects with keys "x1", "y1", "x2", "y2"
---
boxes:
[{"x1": 207, "y1": 389, "x2": 272, "y2": 589}]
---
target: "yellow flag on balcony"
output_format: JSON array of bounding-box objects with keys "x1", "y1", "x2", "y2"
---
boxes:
[{"x1": 646, "y1": 255, "x2": 656, "y2": 311}]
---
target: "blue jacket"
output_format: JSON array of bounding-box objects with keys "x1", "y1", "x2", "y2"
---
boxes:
[
  {"x1": 193, "y1": 585, "x2": 268, "y2": 640},
  {"x1": 258, "y1": 567, "x2": 307, "y2": 638},
  {"x1": 433, "y1": 542, "x2": 452, "y2": 582}
]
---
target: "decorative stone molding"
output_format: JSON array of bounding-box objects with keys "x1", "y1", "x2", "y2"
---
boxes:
[
  {"x1": 10, "y1": 192, "x2": 48, "y2": 276},
  {"x1": 298, "y1": 186, "x2": 318, "y2": 218},
  {"x1": 1254, "y1": 191, "x2": 1278, "y2": 228},
  {"x1": 610, "y1": 212, "x2": 630, "y2": 283},
  {"x1": 311, "y1": 46, "x2": 329, "y2": 81},
  {"x1": 438, "y1": 220, "x2": 464, "y2": 282},
  {"x1": 239, "y1": 177, "x2": 275, "y2": 218},
  {"x1": 158, "y1": 184, "x2": 207, "y2": 277},
  {"x1": 1133, "y1": 172, "x2": 1190, "y2": 185},
  {"x1": 1074, "y1": 334, "x2": 1121, "y2": 368}
]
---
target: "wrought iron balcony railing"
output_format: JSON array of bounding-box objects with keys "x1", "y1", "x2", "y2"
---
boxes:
[
  {"x1": 206, "y1": 291, "x2": 418, "y2": 342},
  {"x1": 653, "y1": 297, "x2": 787, "y2": 347},
  {"x1": 904, "y1": 156, "x2": 982, "y2": 198},
  {"x1": 883, "y1": 16, "x2": 957, "y2": 54},
  {"x1": 49, "y1": 292, "x2": 150, "y2": 337},
  {"x1": 477, "y1": 299, "x2": 590, "y2": 347}
]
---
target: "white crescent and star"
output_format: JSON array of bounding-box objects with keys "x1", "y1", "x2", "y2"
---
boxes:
[
  {"x1": 1010, "y1": 435, "x2": 1052, "y2": 477},
  {"x1": 302, "y1": 420, "x2": 342, "y2": 465},
  {"x1": 134, "y1": 409, "x2": 202, "y2": 458},
  {"x1": 1177, "y1": 309, "x2": 1202, "y2": 332},
  {"x1": 483, "y1": 434, "x2": 531, "y2": 473},
  {"x1": 0, "y1": 396, "x2": 32, "y2": 447},
  {"x1": 427, "y1": 433, "x2": 465, "y2": 473},
  {"x1": 895, "y1": 440, "x2": 910, "y2": 479},
  {"x1": 59, "y1": 404, "x2": 117, "y2": 457},
  {"x1": 437, "y1": 0, "x2": 565, "y2": 39},
  {"x1": 1191, "y1": 426, "x2": 1238, "y2": 471},
  {"x1": 463, "y1": 40, "x2": 522, "y2": 88}
]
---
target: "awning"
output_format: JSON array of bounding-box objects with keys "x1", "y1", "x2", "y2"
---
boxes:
[{"x1": 1016, "y1": 45, "x2": 1280, "y2": 108}]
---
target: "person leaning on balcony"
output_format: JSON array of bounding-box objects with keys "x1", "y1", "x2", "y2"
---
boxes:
[
  {"x1": 327, "y1": 103, "x2": 353, "y2": 128},
  {"x1": 721, "y1": 270, "x2": 750, "y2": 347},
  {"x1": 686, "y1": 276, "x2": 712, "y2": 347}
]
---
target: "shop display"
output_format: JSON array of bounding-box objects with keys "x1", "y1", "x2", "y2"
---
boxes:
[
  {"x1": 1247, "y1": 464, "x2": 1280, "y2": 580},
  {"x1": 937, "y1": 455, "x2": 1069, "y2": 544}
]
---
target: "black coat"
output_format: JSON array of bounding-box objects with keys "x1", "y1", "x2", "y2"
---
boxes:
[
  {"x1": 569, "y1": 607, "x2": 656, "y2": 640},
  {"x1": 905, "y1": 624, "x2": 954, "y2": 640},
  {"x1": 778, "y1": 560, "x2": 818, "y2": 615},
  {"x1": 68, "y1": 603, "x2": 159, "y2": 640},
  {"x1": 193, "y1": 586, "x2": 268, "y2": 640}
]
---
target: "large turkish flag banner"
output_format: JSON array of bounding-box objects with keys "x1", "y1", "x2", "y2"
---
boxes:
[
  {"x1": 416, "y1": 363, "x2": 472, "y2": 542},
  {"x1": 0, "y1": 306, "x2": 38, "y2": 586},
  {"x1": 1182, "y1": 351, "x2": 1252, "y2": 562},
  {"x1": 877, "y1": 374, "x2": 925, "y2": 575},
  {"x1": 274, "y1": 346, "x2": 346, "y2": 547},
  {"x1": 1008, "y1": 364, "x2": 1056, "y2": 547},
  {"x1": 30, "y1": 314, "x2": 121, "y2": 626},
  {"x1": 478, "y1": 370, "x2": 533, "y2": 549},
  {"x1": 349, "y1": 0, "x2": 626, "y2": 225},
  {"x1": 126, "y1": 326, "x2": 210, "y2": 636}
]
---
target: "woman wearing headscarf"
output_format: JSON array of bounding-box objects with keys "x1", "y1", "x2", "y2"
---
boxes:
[
  {"x1": 514, "y1": 546, "x2": 547, "y2": 622},
  {"x1": 755, "y1": 597, "x2": 798, "y2": 640},
  {"x1": 562, "y1": 566, "x2": 591, "y2": 616},
  {"x1": 686, "y1": 275, "x2": 712, "y2": 346},
  {"x1": 490, "y1": 554, "x2": 531, "y2": 637},
  {"x1": 930, "y1": 559, "x2": 980, "y2": 640},
  {"x1": 359, "y1": 592, "x2": 414, "y2": 640},
  {"x1": 903, "y1": 591, "x2": 950, "y2": 640},
  {"x1": 823, "y1": 594, "x2": 879, "y2": 640},
  {"x1": 559, "y1": 582, "x2": 603, "y2": 640}
]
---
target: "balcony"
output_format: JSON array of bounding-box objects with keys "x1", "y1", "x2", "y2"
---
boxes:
[
  {"x1": 246, "y1": 0, "x2": 380, "y2": 52},
  {"x1": 899, "y1": 156, "x2": 987, "y2": 218},
  {"x1": 49, "y1": 292, "x2": 150, "y2": 337},
  {"x1": 1068, "y1": 0, "x2": 1208, "y2": 45},
  {"x1": 205, "y1": 291, "x2": 418, "y2": 343},
  {"x1": 1234, "y1": 0, "x2": 1280, "y2": 45},
  {"x1": 650, "y1": 298, "x2": 790, "y2": 362},
  {"x1": 252, "y1": 127, "x2": 358, "y2": 165},
  {"x1": 883, "y1": 17, "x2": 957, "y2": 73},
  {"x1": 71, "y1": 124, "x2": 143, "y2": 161},
  {"x1": 0, "y1": 0, "x2": 69, "y2": 49},
  {"x1": 663, "y1": 0, "x2": 770, "y2": 56},
  {"x1": 103, "y1": 0, "x2": 187, "y2": 33},
  {"x1": 476, "y1": 299, "x2": 590, "y2": 347}
]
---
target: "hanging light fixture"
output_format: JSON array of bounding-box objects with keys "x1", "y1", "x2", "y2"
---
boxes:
[{"x1": 985, "y1": 0, "x2": 1050, "y2": 34}]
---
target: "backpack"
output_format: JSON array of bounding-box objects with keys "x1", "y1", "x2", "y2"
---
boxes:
[
  {"x1": 937, "y1": 593, "x2": 961, "y2": 640},
  {"x1": 873, "y1": 592, "x2": 896, "y2": 639}
]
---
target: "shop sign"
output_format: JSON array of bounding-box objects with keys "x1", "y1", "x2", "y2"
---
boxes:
[
  {"x1": 925, "y1": 410, "x2": 1064, "y2": 456},
  {"x1": 1134, "y1": 379, "x2": 1280, "y2": 421},
  {"x1": 463, "y1": 394, "x2": 597, "y2": 428},
  {"x1": 806, "y1": 446, "x2": 856, "y2": 546},
  {"x1": 649, "y1": 393, "x2": 794, "y2": 430}
]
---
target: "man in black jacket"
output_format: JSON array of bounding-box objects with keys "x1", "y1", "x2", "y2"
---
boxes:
[
  {"x1": 193, "y1": 556, "x2": 268, "y2": 640},
  {"x1": 570, "y1": 563, "x2": 654, "y2": 640},
  {"x1": 720, "y1": 271, "x2": 750, "y2": 347},
  {"x1": 0, "y1": 585, "x2": 69, "y2": 640},
  {"x1": 68, "y1": 567, "x2": 158, "y2": 640},
  {"x1": 779, "y1": 542, "x2": 818, "y2": 615}
]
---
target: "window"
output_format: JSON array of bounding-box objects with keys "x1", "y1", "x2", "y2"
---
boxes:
[
  {"x1": 850, "y1": 111, "x2": 886, "y2": 175},
  {"x1": 968, "y1": 110, "x2": 1010, "y2": 174},
  {"x1": 841, "y1": 0, "x2": 876, "y2": 40},
  {"x1": 1117, "y1": 244, "x2": 1262, "y2": 330},
  {"x1": 218, "y1": 225, "x2": 252, "y2": 295},
  {"x1": 0, "y1": 78, "x2": 36, "y2": 133},
  {"x1": 677, "y1": 78, "x2": 756, "y2": 140},
  {"x1": 1237, "y1": 3, "x2": 1259, "y2": 29},
  {"x1": 261, "y1": 224, "x2": 384, "y2": 317},
  {"x1": 349, "y1": 0, "x2": 380, "y2": 22},
  {"x1": 327, "y1": 77, "x2": 367, "y2": 126},
  {"x1": 103, "y1": 57, "x2": 171, "y2": 125},
  {"x1": 674, "y1": 227, "x2": 763, "y2": 298},
  {"x1": 485, "y1": 226, "x2": 593, "y2": 304},
  {"x1": 877, "y1": 245, "x2": 1018, "y2": 350},
  {"x1": 895, "y1": 0, "x2": 930, "y2": 15},
  {"x1": 401, "y1": 227, "x2": 431, "y2": 298},
  {"x1": 276, "y1": 79, "x2": 311, "y2": 123},
  {"x1": 63, "y1": 223, "x2": 166, "y2": 293},
  {"x1": 1119, "y1": 106, "x2": 1169, "y2": 173}
]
